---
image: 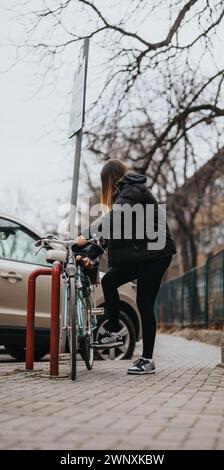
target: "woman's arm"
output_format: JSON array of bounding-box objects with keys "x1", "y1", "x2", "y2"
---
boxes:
[{"x1": 77, "y1": 185, "x2": 142, "y2": 244}]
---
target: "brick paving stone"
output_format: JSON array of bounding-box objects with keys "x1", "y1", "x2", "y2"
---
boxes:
[{"x1": 0, "y1": 334, "x2": 223, "y2": 450}]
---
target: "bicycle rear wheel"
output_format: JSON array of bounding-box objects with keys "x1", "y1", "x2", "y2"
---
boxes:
[
  {"x1": 80, "y1": 330, "x2": 94, "y2": 370},
  {"x1": 68, "y1": 277, "x2": 77, "y2": 381},
  {"x1": 78, "y1": 294, "x2": 94, "y2": 370}
]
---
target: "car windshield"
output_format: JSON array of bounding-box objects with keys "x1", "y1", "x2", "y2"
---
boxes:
[{"x1": 0, "y1": 218, "x2": 50, "y2": 265}]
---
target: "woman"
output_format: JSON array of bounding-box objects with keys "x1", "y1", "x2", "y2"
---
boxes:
[{"x1": 76, "y1": 159, "x2": 176, "y2": 375}]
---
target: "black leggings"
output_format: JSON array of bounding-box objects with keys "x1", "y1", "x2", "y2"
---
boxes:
[{"x1": 101, "y1": 256, "x2": 172, "y2": 359}]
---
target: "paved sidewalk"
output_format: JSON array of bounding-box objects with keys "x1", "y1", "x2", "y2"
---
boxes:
[{"x1": 0, "y1": 334, "x2": 223, "y2": 450}]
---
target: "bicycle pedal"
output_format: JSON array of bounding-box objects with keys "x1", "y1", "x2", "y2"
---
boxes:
[{"x1": 89, "y1": 308, "x2": 105, "y2": 316}]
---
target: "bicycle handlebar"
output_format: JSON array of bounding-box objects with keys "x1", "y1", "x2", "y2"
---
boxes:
[{"x1": 35, "y1": 235, "x2": 106, "y2": 254}]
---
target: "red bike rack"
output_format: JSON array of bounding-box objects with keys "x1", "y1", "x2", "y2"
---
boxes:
[{"x1": 25, "y1": 261, "x2": 61, "y2": 376}]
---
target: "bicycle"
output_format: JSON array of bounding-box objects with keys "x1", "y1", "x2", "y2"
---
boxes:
[{"x1": 35, "y1": 235, "x2": 105, "y2": 380}]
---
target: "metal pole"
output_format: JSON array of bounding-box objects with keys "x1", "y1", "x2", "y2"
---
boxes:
[
  {"x1": 69, "y1": 38, "x2": 89, "y2": 239},
  {"x1": 180, "y1": 275, "x2": 184, "y2": 329},
  {"x1": 222, "y1": 251, "x2": 224, "y2": 327},
  {"x1": 204, "y1": 257, "x2": 210, "y2": 328},
  {"x1": 26, "y1": 274, "x2": 36, "y2": 370},
  {"x1": 190, "y1": 268, "x2": 196, "y2": 327},
  {"x1": 50, "y1": 262, "x2": 61, "y2": 376},
  {"x1": 26, "y1": 268, "x2": 52, "y2": 370}
]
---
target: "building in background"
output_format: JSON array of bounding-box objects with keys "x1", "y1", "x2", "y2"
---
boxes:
[{"x1": 167, "y1": 148, "x2": 224, "y2": 280}]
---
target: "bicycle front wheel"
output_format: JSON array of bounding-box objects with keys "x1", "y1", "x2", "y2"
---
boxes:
[
  {"x1": 68, "y1": 277, "x2": 77, "y2": 381},
  {"x1": 80, "y1": 331, "x2": 94, "y2": 370}
]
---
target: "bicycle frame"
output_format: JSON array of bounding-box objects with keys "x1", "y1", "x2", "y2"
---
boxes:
[
  {"x1": 35, "y1": 235, "x2": 104, "y2": 378},
  {"x1": 61, "y1": 265, "x2": 97, "y2": 343}
]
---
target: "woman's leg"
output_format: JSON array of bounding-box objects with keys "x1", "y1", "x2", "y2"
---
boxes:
[
  {"x1": 101, "y1": 265, "x2": 137, "y2": 332},
  {"x1": 136, "y1": 256, "x2": 172, "y2": 359}
]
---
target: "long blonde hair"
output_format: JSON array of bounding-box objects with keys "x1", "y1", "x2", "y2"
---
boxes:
[{"x1": 101, "y1": 159, "x2": 128, "y2": 210}]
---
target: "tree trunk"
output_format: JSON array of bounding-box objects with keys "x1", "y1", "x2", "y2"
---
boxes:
[
  {"x1": 179, "y1": 228, "x2": 190, "y2": 272},
  {"x1": 189, "y1": 230, "x2": 198, "y2": 268}
]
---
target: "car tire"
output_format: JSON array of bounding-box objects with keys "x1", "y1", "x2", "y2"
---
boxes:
[
  {"x1": 6, "y1": 345, "x2": 48, "y2": 362},
  {"x1": 94, "y1": 310, "x2": 136, "y2": 360}
]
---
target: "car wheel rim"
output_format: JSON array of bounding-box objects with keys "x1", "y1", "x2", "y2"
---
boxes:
[{"x1": 96, "y1": 318, "x2": 130, "y2": 360}]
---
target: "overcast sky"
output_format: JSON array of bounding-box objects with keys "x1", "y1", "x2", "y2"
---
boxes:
[
  {"x1": 0, "y1": 3, "x2": 90, "y2": 231},
  {"x1": 0, "y1": 1, "x2": 223, "y2": 232}
]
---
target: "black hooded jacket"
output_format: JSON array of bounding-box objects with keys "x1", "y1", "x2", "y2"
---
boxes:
[{"x1": 82, "y1": 172, "x2": 176, "y2": 267}]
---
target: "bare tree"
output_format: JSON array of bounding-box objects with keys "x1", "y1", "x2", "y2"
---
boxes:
[
  {"x1": 5, "y1": 0, "x2": 224, "y2": 269},
  {"x1": 88, "y1": 70, "x2": 224, "y2": 270}
]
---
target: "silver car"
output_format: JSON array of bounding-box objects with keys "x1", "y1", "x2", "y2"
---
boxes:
[{"x1": 0, "y1": 212, "x2": 141, "y2": 361}]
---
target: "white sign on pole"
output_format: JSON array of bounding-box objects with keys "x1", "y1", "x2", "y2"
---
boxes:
[
  {"x1": 68, "y1": 38, "x2": 89, "y2": 240},
  {"x1": 68, "y1": 56, "x2": 86, "y2": 139}
]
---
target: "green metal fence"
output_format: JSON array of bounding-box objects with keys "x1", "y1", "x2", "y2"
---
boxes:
[{"x1": 155, "y1": 250, "x2": 224, "y2": 328}]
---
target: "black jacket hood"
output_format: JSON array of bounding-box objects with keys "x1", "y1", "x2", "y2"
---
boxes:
[{"x1": 118, "y1": 171, "x2": 147, "y2": 187}]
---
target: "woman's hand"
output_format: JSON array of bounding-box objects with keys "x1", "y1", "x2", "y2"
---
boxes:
[
  {"x1": 76, "y1": 255, "x2": 94, "y2": 269},
  {"x1": 74, "y1": 235, "x2": 87, "y2": 246}
]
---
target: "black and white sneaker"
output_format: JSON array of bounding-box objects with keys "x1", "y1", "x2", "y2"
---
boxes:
[
  {"x1": 91, "y1": 331, "x2": 123, "y2": 349},
  {"x1": 127, "y1": 358, "x2": 156, "y2": 375}
]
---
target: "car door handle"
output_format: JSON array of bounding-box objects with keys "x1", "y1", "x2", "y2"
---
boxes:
[{"x1": 0, "y1": 272, "x2": 23, "y2": 281}]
